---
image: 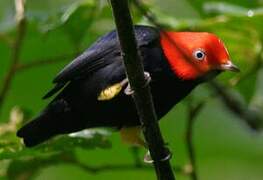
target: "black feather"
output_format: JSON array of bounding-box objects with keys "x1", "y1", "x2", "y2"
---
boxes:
[
  {"x1": 42, "y1": 82, "x2": 67, "y2": 99},
  {"x1": 53, "y1": 25, "x2": 158, "y2": 83}
]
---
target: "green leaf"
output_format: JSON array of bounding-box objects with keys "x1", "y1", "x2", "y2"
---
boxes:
[
  {"x1": 0, "y1": 129, "x2": 111, "y2": 161},
  {"x1": 60, "y1": 2, "x2": 98, "y2": 47},
  {"x1": 187, "y1": 0, "x2": 262, "y2": 17}
]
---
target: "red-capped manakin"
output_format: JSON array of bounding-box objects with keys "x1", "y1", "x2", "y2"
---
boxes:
[{"x1": 17, "y1": 25, "x2": 239, "y2": 148}]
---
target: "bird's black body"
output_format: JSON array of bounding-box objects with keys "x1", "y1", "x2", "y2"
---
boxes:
[{"x1": 17, "y1": 26, "x2": 202, "y2": 147}]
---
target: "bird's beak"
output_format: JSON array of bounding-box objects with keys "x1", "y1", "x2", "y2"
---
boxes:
[{"x1": 219, "y1": 60, "x2": 240, "y2": 72}]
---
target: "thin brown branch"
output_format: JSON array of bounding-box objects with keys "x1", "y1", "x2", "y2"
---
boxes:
[
  {"x1": 110, "y1": 0, "x2": 175, "y2": 179},
  {"x1": 15, "y1": 54, "x2": 76, "y2": 72},
  {"x1": 229, "y1": 54, "x2": 262, "y2": 86},
  {"x1": 0, "y1": 0, "x2": 26, "y2": 112},
  {"x1": 72, "y1": 161, "x2": 182, "y2": 174},
  {"x1": 74, "y1": 162, "x2": 152, "y2": 173},
  {"x1": 186, "y1": 100, "x2": 205, "y2": 180},
  {"x1": 8, "y1": 152, "x2": 183, "y2": 180},
  {"x1": 209, "y1": 80, "x2": 263, "y2": 130},
  {"x1": 130, "y1": 147, "x2": 143, "y2": 167}
]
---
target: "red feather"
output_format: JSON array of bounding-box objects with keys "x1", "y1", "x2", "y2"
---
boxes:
[{"x1": 160, "y1": 31, "x2": 230, "y2": 80}]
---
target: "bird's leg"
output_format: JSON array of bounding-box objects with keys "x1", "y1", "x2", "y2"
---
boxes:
[
  {"x1": 143, "y1": 146, "x2": 172, "y2": 164},
  {"x1": 98, "y1": 72, "x2": 151, "y2": 100},
  {"x1": 120, "y1": 125, "x2": 171, "y2": 164},
  {"x1": 120, "y1": 127, "x2": 153, "y2": 163},
  {"x1": 120, "y1": 127, "x2": 149, "y2": 162}
]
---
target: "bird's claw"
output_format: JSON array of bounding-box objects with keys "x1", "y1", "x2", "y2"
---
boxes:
[
  {"x1": 143, "y1": 150, "x2": 153, "y2": 163},
  {"x1": 124, "y1": 84, "x2": 134, "y2": 95},
  {"x1": 124, "y1": 72, "x2": 151, "y2": 96},
  {"x1": 143, "y1": 72, "x2": 151, "y2": 87},
  {"x1": 143, "y1": 148, "x2": 172, "y2": 164}
]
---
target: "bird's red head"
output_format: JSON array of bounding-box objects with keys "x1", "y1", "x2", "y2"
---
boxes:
[{"x1": 160, "y1": 31, "x2": 239, "y2": 80}]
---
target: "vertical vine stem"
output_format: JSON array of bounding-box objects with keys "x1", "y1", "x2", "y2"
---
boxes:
[
  {"x1": 0, "y1": 0, "x2": 26, "y2": 112},
  {"x1": 109, "y1": 0, "x2": 175, "y2": 179},
  {"x1": 186, "y1": 100, "x2": 205, "y2": 180}
]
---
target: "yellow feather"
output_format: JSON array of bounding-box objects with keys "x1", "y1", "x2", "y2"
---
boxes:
[{"x1": 97, "y1": 83, "x2": 123, "y2": 101}]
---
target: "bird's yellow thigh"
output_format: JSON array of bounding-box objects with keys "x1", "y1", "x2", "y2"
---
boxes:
[
  {"x1": 97, "y1": 83, "x2": 123, "y2": 101},
  {"x1": 120, "y1": 126, "x2": 145, "y2": 147}
]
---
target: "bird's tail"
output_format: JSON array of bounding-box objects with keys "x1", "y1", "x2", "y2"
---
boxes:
[
  {"x1": 17, "y1": 111, "x2": 58, "y2": 147},
  {"x1": 17, "y1": 99, "x2": 85, "y2": 147}
]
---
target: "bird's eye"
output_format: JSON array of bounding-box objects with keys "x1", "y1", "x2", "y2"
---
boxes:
[{"x1": 193, "y1": 50, "x2": 205, "y2": 61}]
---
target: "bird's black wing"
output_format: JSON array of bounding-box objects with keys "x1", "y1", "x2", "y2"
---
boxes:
[{"x1": 43, "y1": 25, "x2": 159, "y2": 99}]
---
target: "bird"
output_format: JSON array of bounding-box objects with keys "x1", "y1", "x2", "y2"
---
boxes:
[{"x1": 17, "y1": 25, "x2": 239, "y2": 148}]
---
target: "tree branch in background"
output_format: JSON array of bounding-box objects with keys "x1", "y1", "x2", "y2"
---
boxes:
[
  {"x1": 110, "y1": 0, "x2": 175, "y2": 179},
  {"x1": 209, "y1": 81, "x2": 263, "y2": 130},
  {"x1": 130, "y1": 147, "x2": 143, "y2": 167},
  {"x1": 186, "y1": 100, "x2": 205, "y2": 180},
  {"x1": 229, "y1": 55, "x2": 262, "y2": 86},
  {"x1": 132, "y1": 0, "x2": 164, "y2": 29},
  {"x1": 7, "y1": 152, "x2": 183, "y2": 180},
  {"x1": 0, "y1": 0, "x2": 26, "y2": 112},
  {"x1": 15, "y1": 53, "x2": 76, "y2": 72}
]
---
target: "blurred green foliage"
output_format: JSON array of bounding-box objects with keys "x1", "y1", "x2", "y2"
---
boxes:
[{"x1": 0, "y1": 0, "x2": 263, "y2": 179}]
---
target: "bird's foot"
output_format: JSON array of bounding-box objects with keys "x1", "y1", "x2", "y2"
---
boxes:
[
  {"x1": 143, "y1": 148, "x2": 172, "y2": 164},
  {"x1": 124, "y1": 72, "x2": 151, "y2": 95},
  {"x1": 144, "y1": 150, "x2": 153, "y2": 163}
]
